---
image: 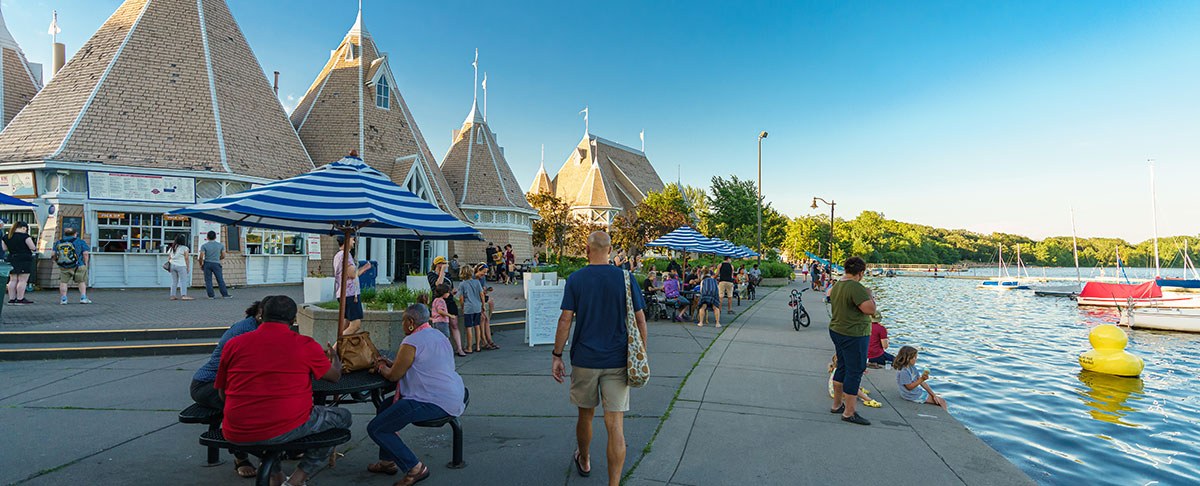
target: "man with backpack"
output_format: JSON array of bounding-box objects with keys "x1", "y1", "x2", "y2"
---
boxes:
[{"x1": 52, "y1": 228, "x2": 92, "y2": 304}]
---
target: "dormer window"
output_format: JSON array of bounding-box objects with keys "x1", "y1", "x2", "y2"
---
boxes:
[{"x1": 375, "y1": 76, "x2": 391, "y2": 110}]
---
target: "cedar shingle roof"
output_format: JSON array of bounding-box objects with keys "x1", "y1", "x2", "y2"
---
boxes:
[
  {"x1": 0, "y1": 7, "x2": 41, "y2": 129},
  {"x1": 439, "y1": 102, "x2": 535, "y2": 213},
  {"x1": 551, "y1": 134, "x2": 664, "y2": 213},
  {"x1": 529, "y1": 162, "x2": 553, "y2": 194},
  {"x1": 0, "y1": 0, "x2": 313, "y2": 179},
  {"x1": 291, "y1": 13, "x2": 465, "y2": 221}
]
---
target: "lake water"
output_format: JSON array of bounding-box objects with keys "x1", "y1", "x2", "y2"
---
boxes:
[{"x1": 864, "y1": 269, "x2": 1199, "y2": 485}]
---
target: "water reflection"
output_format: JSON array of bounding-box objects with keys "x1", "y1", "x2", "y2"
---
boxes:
[{"x1": 1076, "y1": 371, "x2": 1144, "y2": 427}]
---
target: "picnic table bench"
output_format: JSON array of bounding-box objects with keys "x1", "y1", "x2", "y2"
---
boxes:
[{"x1": 199, "y1": 428, "x2": 352, "y2": 486}]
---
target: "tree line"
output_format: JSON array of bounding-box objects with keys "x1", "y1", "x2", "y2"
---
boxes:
[{"x1": 782, "y1": 210, "x2": 1200, "y2": 268}]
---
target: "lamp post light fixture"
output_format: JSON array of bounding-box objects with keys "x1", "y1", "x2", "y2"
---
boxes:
[
  {"x1": 811, "y1": 197, "x2": 836, "y2": 262},
  {"x1": 756, "y1": 131, "x2": 768, "y2": 260}
]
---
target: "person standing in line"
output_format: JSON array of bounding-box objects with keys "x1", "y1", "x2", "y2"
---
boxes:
[
  {"x1": 552, "y1": 231, "x2": 647, "y2": 486},
  {"x1": 484, "y1": 242, "x2": 499, "y2": 281},
  {"x1": 199, "y1": 231, "x2": 232, "y2": 299},
  {"x1": 458, "y1": 264, "x2": 486, "y2": 354},
  {"x1": 2, "y1": 221, "x2": 37, "y2": 305},
  {"x1": 476, "y1": 270, "x2": 499, "y2": 350},
  {"x1": 335, "y1": 235, "x2": 370, "y2": 335},
  {"x1": 717, "y1": 256, "x2": 736, "y2": 315},
  {"x1": 504, "y1": 244, "x2": 516, "y2": 285},
  {"x1": 828, "y1": 256, "x2": 877, "y2": 426},
  {"x1": 428, "y1": 256, "x2": 466, "y2": 356},
  {"x1": 448, "y1": 254, "x2": 461, "y2": 282},
  {"x1": 165, "y1": 234, "x2": 194, "y2": 301},
  {"x1": 52, "y1": 227, "x2": 92, "y2": 304},
  {"x1": 697, "y1": 271, "x2": 721, "y2": 328}
]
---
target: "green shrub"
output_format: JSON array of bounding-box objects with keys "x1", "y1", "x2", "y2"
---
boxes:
[
  {"x1": 759, "y1": 261, "x2": 793, "y2": 278},
  {"x1": 316, "y1": 285, "x2": 429, "y2": 311}
]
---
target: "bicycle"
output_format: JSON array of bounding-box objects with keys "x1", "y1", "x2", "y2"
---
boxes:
[{"x1": 789, "y1": 288, "x2": 811, "y2": 330}]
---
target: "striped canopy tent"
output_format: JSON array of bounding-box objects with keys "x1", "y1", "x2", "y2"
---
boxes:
[
  {"x1": 0, "y1": 192, "x2": 35, "y2": 207},
  {"x1": 173, "y1": 153, "x2": 481, "y2": 333},
  {"x1": 707, "y1": 238, "x2": 741, "y2": 258},
  {"x1": 733, "y1": 245, "x2": 759, "y2": 259},
  {"x1": 647, "y1": 225, "x2": 721, "y2": 253}
]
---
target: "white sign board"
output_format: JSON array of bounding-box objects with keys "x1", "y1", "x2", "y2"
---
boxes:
[
  {"x1": 523, "y1": 272, "x2": 558, "y2": 299},
  {"x1": 88, "y1": 171, "x2": 196, "y2": 203},
  {"x1": 194, "y1": 219, "x2": 222, "y2": 250},
  {"x1": 525, "y1": 280, "x2": 566, "y2": 347},
  {"x1": 307, "y1": 234, "x2": 322, "y2": 260},
  {"x1": 0, "y1": 171, "x2": 36, "y2": 198}
]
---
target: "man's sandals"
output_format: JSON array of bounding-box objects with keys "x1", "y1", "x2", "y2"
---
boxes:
[
  {"x1": 574, "y1": 450, "x2": 591, "y2": 477},
  {"x1": 234, "y1": 458, "x2": 257, "y2": 478},
  {"x1": 395, "y1": 464, "x2": 429, "y2": 486}
]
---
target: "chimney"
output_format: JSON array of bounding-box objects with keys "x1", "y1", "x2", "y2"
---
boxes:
[
  {"x1": 272, "y1": 71, "x2": 280, "y2": 96},
  {"x1": 52, "y1": 42, "x2": 65, "y2": 74}
]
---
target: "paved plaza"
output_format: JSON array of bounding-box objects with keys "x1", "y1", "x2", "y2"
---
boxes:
[
  {"x1": 0, "y1": 284, "x2": 1029, "y2": 485},
  {"x1": 0, "y1": 282, "x2": 528, "y2": 331}
]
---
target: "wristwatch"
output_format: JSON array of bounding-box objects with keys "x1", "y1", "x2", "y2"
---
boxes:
[{"x1": 552, "y1": 350, "x2": 563, "y2": 358}]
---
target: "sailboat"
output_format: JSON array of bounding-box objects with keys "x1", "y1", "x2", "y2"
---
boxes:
[
  {"x1": 1079, "y1": 162, "x2": 1200, "y2": 308},
  {"x1": 978, "y1": 244, "x2": 1029, "y2": 290},
  {"x1": 1155, "y1": 239, "x2": 1200, "y2": 290},
  {"x1": 1121, "y1": 306, "x2": 1200, "y2": 333},
  {"x1": 1035, "y1": 209, "x2": 1084, "y2": 298}
]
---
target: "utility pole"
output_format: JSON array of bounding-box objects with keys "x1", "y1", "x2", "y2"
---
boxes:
[{"x1": 756, "y1": 131, "x2": 768, "y2": 260}]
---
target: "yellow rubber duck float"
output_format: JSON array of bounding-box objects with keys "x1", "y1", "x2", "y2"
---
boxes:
[{"x1": 1079, "y1": 324, "x2": 1143, "y2": 377}]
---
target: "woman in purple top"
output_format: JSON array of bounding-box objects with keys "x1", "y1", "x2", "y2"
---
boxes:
[{"x1": 367, "y1": 303, "x2": 466, "y2": 484}]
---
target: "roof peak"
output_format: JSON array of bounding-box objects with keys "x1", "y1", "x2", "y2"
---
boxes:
[
  {"x1": 347, "y1": 7, "x2": 369, "y2": 38},
  {"x1": 0, "y1": 5, "x2": 21, "y2": 51},
  {"x1": 463, "y1": 100, "x2": 484, "y2": 125}
]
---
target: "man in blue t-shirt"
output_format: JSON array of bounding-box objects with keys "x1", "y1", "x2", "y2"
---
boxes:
[
  {"x1": 552, "y1": 230, "x2": 646, "y2": 485},
  {"x1": 51, "y1": 228, "x2": 92, "y2": 305}
]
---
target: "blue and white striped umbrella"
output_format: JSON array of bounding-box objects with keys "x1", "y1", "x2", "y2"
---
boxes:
[
  {"x1": 736, "y1": 245, "x2": 760, "y2": 258},
  {"x1": 172, "y1": 155, "x2": 481, "y2": 240},
  {"x1": 647, "y1": 226, "x2": 721, "y2": 253},
  {"x1": 0, "y1": 192, "x2": 35, "y2": 207},
  {"x1": 708, "y1": 238, "x2": 741, "y2": 257}
]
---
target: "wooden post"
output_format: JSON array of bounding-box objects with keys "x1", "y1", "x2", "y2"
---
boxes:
[{"x1": 337, "y1": 227, "x2": 352, "y2": 336}]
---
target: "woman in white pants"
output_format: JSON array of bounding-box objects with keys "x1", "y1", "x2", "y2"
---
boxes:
[{"x1": 165, "y1": 234, "x2": 193, "y2": 301}]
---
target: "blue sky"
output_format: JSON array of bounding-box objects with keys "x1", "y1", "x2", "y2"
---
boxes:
[{"x1": 3, "y1": 0, "x2": 1198, "y2": 241}]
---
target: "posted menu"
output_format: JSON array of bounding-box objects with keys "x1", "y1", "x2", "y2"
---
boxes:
[{"x1": 88, "y1": 171, "x2": 195, "y2": 203}]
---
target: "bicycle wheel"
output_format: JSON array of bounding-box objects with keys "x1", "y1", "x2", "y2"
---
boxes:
[
  {"x1": 793, "y1": 308, "x2": 800, "y2": 331},
  {"x1": 799, "y1": 308, "x2": 811, "y2": 327}
]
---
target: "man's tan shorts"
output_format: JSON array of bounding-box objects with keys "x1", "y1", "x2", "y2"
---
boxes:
[
  {"x1": 570, "y1": 366, "x2": 630, "y2": 412},
  {"x1": 718, "y1": 281, "x2": 734, "y2": 298},
  {"x1": 59, "y1": 266, "x2": 88, "y2": 285}
]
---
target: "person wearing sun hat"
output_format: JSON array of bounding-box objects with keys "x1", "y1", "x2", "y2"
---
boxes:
[
  {"x1": 427, "y1": 255, "x2": 466, "y2": 356},
  {"x1": 867, "y1": 311, "x2": 893, "y2": 368}
]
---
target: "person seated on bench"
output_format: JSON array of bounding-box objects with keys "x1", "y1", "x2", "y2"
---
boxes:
[
  {"x1": 662, "y1": 272, "x2": 691, "y2": 322},
  {"x1": 367, "y1": 303, "x2": 466, "y2": 484},
  {"x1": 642, "y1": 271, "x2": 662, "y2": 296},
  {"x1": 190, "y1": 300, "x2": 263, "y2": 478},
  {"x1": 216, "y1": 295, "x2": 350, "y2": 486}
]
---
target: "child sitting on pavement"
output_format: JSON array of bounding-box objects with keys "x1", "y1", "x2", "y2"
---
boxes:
[
  {"x1": 867, "y1": 313, "x2": 894, "y2": 368},
  {"x1": 828, "y1": 354, "x2": 881, "y2": 408},
  {"x1": 894, "y1": 346, "x2": 948, "y2": 410}
]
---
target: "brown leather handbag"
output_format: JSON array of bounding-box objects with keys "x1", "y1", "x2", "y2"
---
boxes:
[{"x1": 337, "y1": 331, "x2": 381, "y2": 373}]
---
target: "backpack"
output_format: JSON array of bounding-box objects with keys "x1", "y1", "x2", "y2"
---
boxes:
[{"x1": 54, "y1": 240, "x2": 79, "y2": 268}]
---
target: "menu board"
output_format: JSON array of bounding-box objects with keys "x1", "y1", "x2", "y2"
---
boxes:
[
  {"x1": 194, "y1": 219, "x2": 222, "y2": 249},
  {"x1": 526, "y1": 282, "x2": 566, "y2": 347},
  {"x1": 307, "y1": 234, "x2": 322, "y2": 260},
  {"x1": 88, "y1": 171, "x2": 195, "y2": 203}
]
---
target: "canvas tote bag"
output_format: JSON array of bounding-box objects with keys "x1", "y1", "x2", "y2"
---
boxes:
[{"x1": 624, "y1": 270, "x2": 650, "y2": 387}]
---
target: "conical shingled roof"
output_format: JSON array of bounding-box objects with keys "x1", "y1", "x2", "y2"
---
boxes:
[
  {"x1": 440, "y1": 101, "x2": 535, "y2": 213},
  {"x1": 0, "y1": 6, "x2": 42, "y2": 129},
  {"x1": 551, "y1": 134, "x2": 664, "y2": 214},
  {"x1": 0, "y1": 0, "x2": 313, "y2": 179},
  {"x1": 291, "y1": 14, "x2": 465, "y2": 221},
  {"x1": 529, "y1": 162, "x2": 552, "y2": 194}
]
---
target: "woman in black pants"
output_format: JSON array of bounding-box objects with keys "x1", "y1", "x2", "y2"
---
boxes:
[{"x1": 827, "y1": 257, "x2": 877, "y2": 426}]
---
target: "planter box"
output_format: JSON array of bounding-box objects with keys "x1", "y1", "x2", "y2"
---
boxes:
[
  {"x1": 303, "y1": 277, "x2": 335, "y2": 304},
  {"x1": 405, "y1": 275, "x2": 430, "y2": 293},
  {"x1": 298, "y1": 304, "x2": 405, "y2": 356},
  {"x1": 760, "y1": 277, "x2": 789, "y2": 287}
]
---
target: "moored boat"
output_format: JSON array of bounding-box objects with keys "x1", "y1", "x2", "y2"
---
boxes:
[
  {"x1": 1120, "y1": 307, "x2": 1200, "y2": 333},
  {"x1": 1077, "y1": 281, "x2": 1200, "y2": 308}
]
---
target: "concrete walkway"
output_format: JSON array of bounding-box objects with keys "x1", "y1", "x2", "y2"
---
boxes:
[
  {"x1": 0, "y1": 282, "x2": 1030, "y2": 485},
  {"x1": 626, "y1": 283, "x2": 1033, "y2": 485}
]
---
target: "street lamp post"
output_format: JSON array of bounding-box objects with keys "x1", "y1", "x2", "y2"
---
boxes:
[
  {"x1": 756, "y1": 131, "x2": 768, "y2": 261},
  {"x1": 811, "y1": 197, "x2": 836, "y2": 262}
]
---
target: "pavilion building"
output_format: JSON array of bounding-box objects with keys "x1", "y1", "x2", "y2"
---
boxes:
[
  {"x1": 549, "y1": 134, "x2": 664, "y2": 225},
  {"x1": 290, "y1": 12, "x2": 467, "y2": 281},
  {"x1": 440, "y1": 101, "x2": 538, "y2": 265},
  {"x1": 0, "y1": 0, "x2": 315, "y2": 288}
]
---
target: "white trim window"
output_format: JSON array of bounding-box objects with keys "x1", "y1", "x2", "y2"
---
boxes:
[
  {"x1": 375, "y1": 76, "x2": 391, "y2": 110},
  {"x1": 95, "y1": 212, "x2": 191, "y2": 254},
  {"x1": 244, "y1": 229, "x2": 305, "y2": 255}
]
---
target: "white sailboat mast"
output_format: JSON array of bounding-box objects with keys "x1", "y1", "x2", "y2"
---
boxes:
[
  {"x1": 1150, "y1": 159, "x2": 1161, "y2": 277},
  {"x1": 1070, "y1": 208, "x2": 1082, "y2": 288},
  {"x1": 998, "y1": 244, "x2": 1004, "y2": 278}
]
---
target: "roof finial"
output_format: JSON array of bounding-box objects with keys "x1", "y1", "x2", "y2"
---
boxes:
[
  {"x1": 472, "y1": 48, "x2": 479, "y2": 107},
  {"x1": 349, "y1": 0, "x2": 364, "y2": 36},
  {"x1": 540, "y1": 144, "x2": 545, "y2": 171},
  {"x1": 482, "y1": 72, "x2": 488, "y2": 122},
  {"x1": 640, "y1": 129, "x2": 645, "y2": 153},
  {"x1": 580, "y1": 105, "x2": 589, "y2": 136}
]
